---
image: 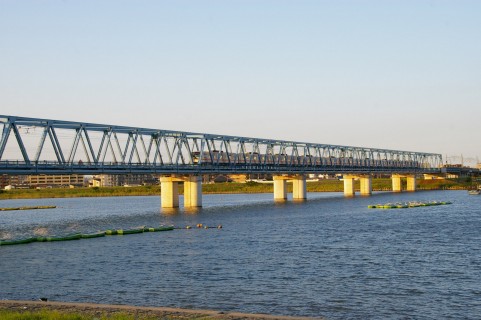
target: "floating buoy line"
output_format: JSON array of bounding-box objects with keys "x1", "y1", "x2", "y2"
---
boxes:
[
  {"x1": 368, "y1": 201, "x2": 452, "y2": 209},
  {"x1": 0, "y1": 224, "x2": 222, "y2": 246},
  {"x1": 0, "y1": 205, "x2": 57, "y2": 211}
]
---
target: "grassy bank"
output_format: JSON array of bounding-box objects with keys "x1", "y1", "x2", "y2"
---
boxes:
[
  {"x1": 0, "y1": 309, "x2": 135, "y2": 320},
  {"x1": 0, "y1": 300, "x2": 313, "y2": 320},
  {"x1": 0, "y1": 178, "x2": 471, "y2": 200}
]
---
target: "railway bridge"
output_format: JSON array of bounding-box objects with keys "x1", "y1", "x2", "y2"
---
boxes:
[{"x1": 0, "y1": 115, "x2": 442, "y2": 207}]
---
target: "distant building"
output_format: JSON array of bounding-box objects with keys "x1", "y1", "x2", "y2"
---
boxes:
[
  {"x1": 27, "y1": 174, "x2": 85, "y2": 188},
  {"x1": 1, "y1": 175, "x2": 28, "y2": 189},
  {"x1": 90, "y1": 175, "x2": 118, "y2": 187},
  {"x1": 90, "y1": 177, "x2": 102, "y2": 188},
  {"x1": 0, "y1": 175, "x2": 10, "y2": 189},
  {"x1": 423, "y1": 174, "x2": 444, "y2": 180},
  {"x1": 90, "y1": 174, "x2": 159, "y2": 187},
  {"x1": 442, "y1": 164, "x2": 480, "y2": 178},
  {"x1": 245, "y1": 173, "x2": 272, "y2": 182}
]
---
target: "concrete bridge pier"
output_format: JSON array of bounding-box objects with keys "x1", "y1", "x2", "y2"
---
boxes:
[
  {"x1": 273, "y1": 176, "x2": 288, "y2": 201},
  {"x1": 407, "y1": 175, "x2": 416, "y2": 192},
  {"x1": 392, "y1": 174, "x2": 402, "y2": 192},
  {"x1": 160, "y1": 176, "x2": 180, "y2": 208},
  {"x1": 360, "y1": 175, "x2": 372, "y2": 196},
  {"x1": 273, "y1": 175, "x2": 307, "y2": 201},
  {"x1": 160, "y1": 175, "x2": 202, "y2": 208},
  {"x1": 343, "y1": 175, "x2": 356, "y2": 197},
  {"x1": 184, "y1": 175, "x2": 202, "y2": 207},
  {"x1": 391, "y1": 174, "x2": 417, "y2": 192},
  {"x1": 343, "y1": 175, "x2": 372, "y2": 197},
  {"x1": 292, "y1": 175, "x2": 307, "y2": 201}
]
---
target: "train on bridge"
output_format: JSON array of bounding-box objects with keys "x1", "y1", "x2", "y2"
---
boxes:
[{"x1": 192, "y1": 151, "x2": 422, "y2": 170}]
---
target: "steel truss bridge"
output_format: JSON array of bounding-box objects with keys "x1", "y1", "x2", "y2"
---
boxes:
[{"x1": 0, "y1": 115, "x2": 442, "y2": 176}]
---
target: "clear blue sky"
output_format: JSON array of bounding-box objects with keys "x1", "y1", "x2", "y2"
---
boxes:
[{"x1": 1, "y1": 1, "x2": 480, "y2": 163}]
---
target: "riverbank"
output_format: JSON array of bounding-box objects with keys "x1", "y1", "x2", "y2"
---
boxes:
[
  {"x1": 0, "y1": 300, "x2": 319, "y2": 320},
  {"x1": 0, "y1": 178, "x2": 469, "y2": 200}
]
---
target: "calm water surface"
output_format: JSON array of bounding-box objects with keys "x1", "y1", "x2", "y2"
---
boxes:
[{"x1": 1, "y1": 191, "x2": 481, "y2": 319}]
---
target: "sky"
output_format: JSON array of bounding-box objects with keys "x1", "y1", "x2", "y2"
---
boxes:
[{"x1": 1, "y1": 0, "x2": 480, "y2": 164}]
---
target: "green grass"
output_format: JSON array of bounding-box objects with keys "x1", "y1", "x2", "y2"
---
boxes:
[
  {"x1": 0, "y1": 186, "x2": 163, "y2": 199},
  {"x1": 0, "y1": 309, "x2": 132, "y2": 320}
]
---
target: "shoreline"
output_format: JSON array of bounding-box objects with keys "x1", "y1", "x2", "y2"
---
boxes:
[
  {"x1": 0, "y1": 188, "x2": 464, "y2": 201},
  {"x1": 0, "y1": 300, "x2": 321, "y2": 320},
  {"x1": 0, "y1": 178, "x2": 469, "y2": 200},
  {"x1": 0, "y1": 178, "x2": 468, "y2": 201}
]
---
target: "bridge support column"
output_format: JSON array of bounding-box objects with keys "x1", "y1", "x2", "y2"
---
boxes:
[
  {"x1": 343, "y1": 175, "x2": 355, "y2": 197},
  {"x1": 392, "y1": 175, "x2": 402, "y2": 192},
  {"x1": 292, "y1": 175, "x2": 307, "y2": 200},
  {"x1": 360, "y1": 175, "x2": 372, "y2": 196},
  {"x1": 160, "y1": 177, "x2": 180, "y2": 208},
  {"x1": 184, "y1": 175, "x2": 202, "y2": 207},
  {"x1": 407, "y1": 175, "x2": 416, "y2": 192},
  {"x1": 273, "y1": 176, "x2": 287, "y2": 201}
]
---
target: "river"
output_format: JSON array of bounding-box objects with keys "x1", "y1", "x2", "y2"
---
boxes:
[{"x1": 1, "y1": 190, "x2": 480, "y2": 319}]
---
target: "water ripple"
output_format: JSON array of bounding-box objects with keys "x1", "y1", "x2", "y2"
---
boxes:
[{"x1": 1, "y1": 191, "x2": 481, "y2": 319}]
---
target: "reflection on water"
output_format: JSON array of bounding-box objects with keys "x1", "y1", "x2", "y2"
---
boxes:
[{"x1": 1, "y1": 191, "x2": 481, "y2": 319}]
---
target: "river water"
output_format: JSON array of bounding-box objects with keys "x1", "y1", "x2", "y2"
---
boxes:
[{"x1": 1, "y1": 190, "x2": 480, "y2": 319}]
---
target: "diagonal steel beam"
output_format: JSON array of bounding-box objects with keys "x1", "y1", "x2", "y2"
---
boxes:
[
  {"x1": 34, "y1": 126, "x2": 49, "y2": 162},
  {"x1": 11, "y1": 123, "x2": 30, "y2": 164},
  {"x1": 0, "y1": 123, "x2": 12, "y2": 161},
  {"x1": 48, "y1": 127, "x2": 66, "y2": 163}
]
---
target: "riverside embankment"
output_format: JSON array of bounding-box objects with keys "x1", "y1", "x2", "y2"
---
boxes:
[
  {"x1": 0, "y1": 300, "x2": 319, "y2": 320},
  {"x1": 0, "y1": 178, "x2": 468, "y2": 200}
]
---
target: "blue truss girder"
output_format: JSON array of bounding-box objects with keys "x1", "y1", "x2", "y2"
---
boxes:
[{"x1": 0, "y1": 115, "x2": 443, "y2": 175}]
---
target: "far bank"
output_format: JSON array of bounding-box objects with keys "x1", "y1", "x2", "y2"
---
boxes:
[{"x1": 0, "y1": 178, "x2": 470, "y2": 200}]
